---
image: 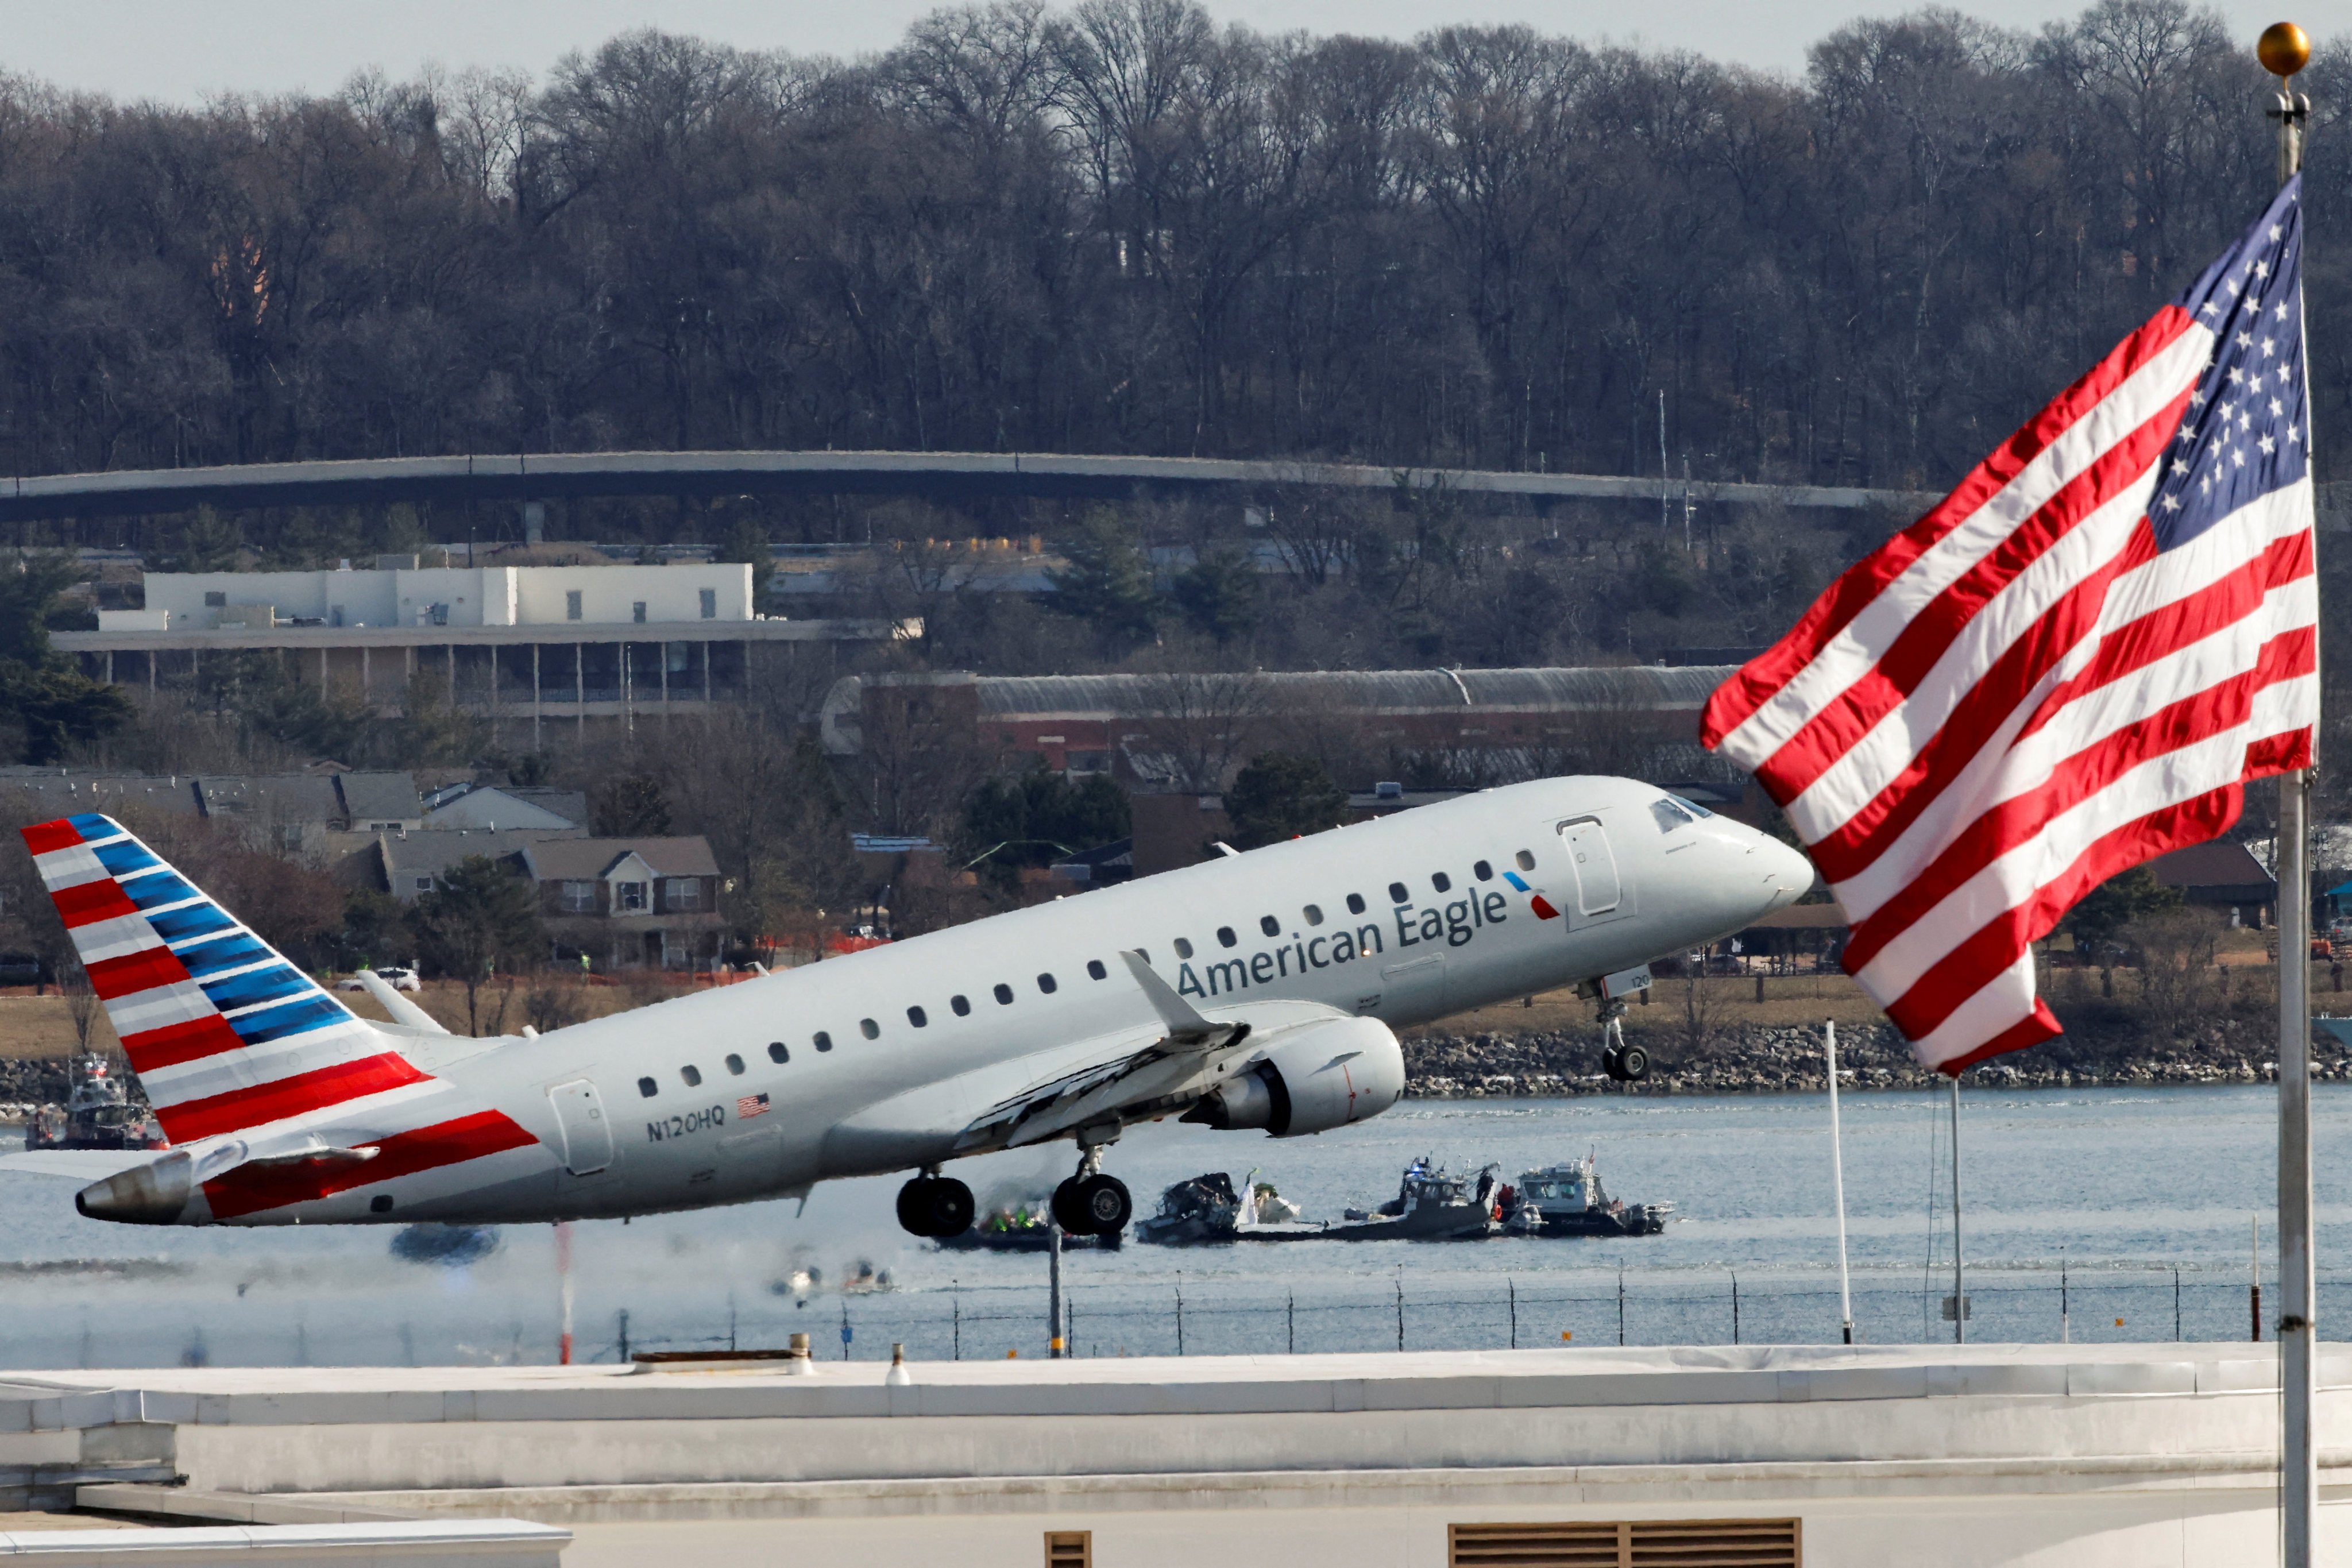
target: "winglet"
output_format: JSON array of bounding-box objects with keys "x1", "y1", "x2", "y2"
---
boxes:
[{"x1": 1120, "y1": 949, "x2": 1226, "y2": 1043}]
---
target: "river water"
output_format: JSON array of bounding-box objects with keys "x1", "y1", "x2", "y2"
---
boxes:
[{"x1": 5, "y1": 1084, "x2": 2350, "y2": 1367}]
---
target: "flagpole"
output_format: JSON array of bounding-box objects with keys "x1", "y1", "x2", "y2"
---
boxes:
[
  {"x1": 1950, "y1": 1073, "x2": 1964, "y2": 1345},
  {"x1": 2261, "y1": 22, "x2": 2317, "y2": 1568},
  {"x1": 1826, "y1": 1021, "x2": 1853, "y2": 1345}
]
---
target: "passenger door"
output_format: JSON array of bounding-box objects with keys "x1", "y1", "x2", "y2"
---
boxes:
[
  {"x1": 1557, "y1": 817, "x2": 1634, "y2": 928},
  {"x1": 546, "y1": 1079, "x2": 615, "y2": 1176}
]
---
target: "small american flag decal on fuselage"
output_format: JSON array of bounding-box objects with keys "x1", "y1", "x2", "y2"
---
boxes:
[{"x1": 737, "y1": 1092, "x2": 771, "y2": 1119}]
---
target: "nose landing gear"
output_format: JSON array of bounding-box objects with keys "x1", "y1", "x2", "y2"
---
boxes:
[
  {"x1": 895, "y1": 1172, "x2": 976, "y2": 1238},
  {"x1": 1050, "y1": 1135, "x2": 1132, "y2": 1238}
]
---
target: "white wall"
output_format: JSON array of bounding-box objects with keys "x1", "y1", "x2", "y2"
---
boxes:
[{"x1": 143, "y1": 564, "x2": 754, "y2": 630}]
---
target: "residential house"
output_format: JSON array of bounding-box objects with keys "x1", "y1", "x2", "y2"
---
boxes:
[
  {"x1": 379, "y1": 830, "x2": 581, "y2": 905},
  {"x1": 519, "y1": 837, "x2": 727, "y2": 971},
  {"x1": 420, "y1": 783, "x2": 588, "y2": 833}
]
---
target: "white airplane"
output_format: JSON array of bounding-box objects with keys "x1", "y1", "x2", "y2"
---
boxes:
[{"x1": 0, "y1": 778, "x2": 1812, "y2": 1235}]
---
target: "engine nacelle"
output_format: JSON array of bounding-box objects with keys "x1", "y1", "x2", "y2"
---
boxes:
[{"x1": 1185, "y1": 1015, "x2": 1405, "y2": 1137}]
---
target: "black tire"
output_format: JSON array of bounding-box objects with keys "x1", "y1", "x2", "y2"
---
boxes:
[
  {"x1": 1618, "y1": 1044, "x2": 1650, "y2": 1082},
  {"x1": 895, "y1": 1178, "x2": 935, "y2": 1237},
  {"x1": 1602, "y1": 1044, "x2": 1625, "y2": 1081},
  {"x1": 926, "y1": 1177, "x2": 975, "y2": 1236},
  {"x1": 1074, "y1": 1173, "x2": 1132, "y2": 1236},
  {"x1": 1051, "y1": 1177, "x2": 1088, "y2": 1234}
]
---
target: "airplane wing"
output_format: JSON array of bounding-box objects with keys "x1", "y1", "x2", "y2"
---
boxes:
[
  {"x1": 0, "y1": 1148, "x2": 170, "y2": 1181},
  {"x1": 952, "y1": 950, "x2": 1315, "y2": 1152}
]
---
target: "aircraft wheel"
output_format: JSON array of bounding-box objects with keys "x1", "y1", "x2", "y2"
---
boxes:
[
  {"x1": 1072, "y1": 1173, "x2": 1131, "y2": 1237},
  {"x1": 1051, "y1": 1177, "x2": 1088, "y2": 1235},
  {"x1": 1617, "y1": 1045, "x2": 1650, "y2": 1082},
  {"x1": 896, "y1": 1176, "x2": 975, "y2": 1238}
]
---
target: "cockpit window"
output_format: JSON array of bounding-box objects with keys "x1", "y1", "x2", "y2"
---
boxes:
[
  {"x1": 1668, "y1": 793, "x2": 1714, "y2": 818},
  {"x1": 1651, "y1": 798, "x2": 1696, "y2": 833}
]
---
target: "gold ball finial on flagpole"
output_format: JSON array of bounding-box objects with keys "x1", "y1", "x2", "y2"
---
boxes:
[{"x1": 2258, "y1": 22, "x2": 2311, "y2": 78}]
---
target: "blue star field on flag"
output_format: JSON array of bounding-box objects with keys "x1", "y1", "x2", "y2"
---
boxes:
[{"x1": 2153, "y1": 174, "x2": 2309, "y2": 551}]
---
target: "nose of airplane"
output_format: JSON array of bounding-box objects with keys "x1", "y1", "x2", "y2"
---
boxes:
[{"x1": 1754, "y1": 834, "x2": 1818, "y2": 910}]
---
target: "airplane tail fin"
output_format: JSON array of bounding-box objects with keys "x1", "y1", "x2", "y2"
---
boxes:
[{"x1": 22, "y1": 813, "x2": 432, "y2": 1146}]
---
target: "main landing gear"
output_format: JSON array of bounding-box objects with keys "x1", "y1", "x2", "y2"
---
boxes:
[
  {"x1": 1050, "y1": 1138, "x2": 1131, "y2": 1238},
  {"x1": 1597, "y1": 1003, "x2": 1649, "y2": 1083},
  {"x1": 896, "y1": 1171, "x2": 976, "y2": 1238}
]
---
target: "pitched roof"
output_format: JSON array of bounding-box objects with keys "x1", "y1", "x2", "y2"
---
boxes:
[
  {"x1": 520, "y1": 836, "x2": 720, "y2": 880},
  {"x1": 380, "y1": 829, "x2": 573, "y2": 879},
  {"x1": 195, "y1": 775, "x2": 343, "y2": 822},
  {"x1": 0, "y1": 770, "x2": 200, "y2": 816},
  {"x1": 2147, "y1": 839, "x2": 2276, "y2": 891},
  {"x1": 335, "y1": 773, "x2": 424, "y2": 824},
  {"x1": 422, "y1": 784, "x2": 582, "y2": 832}
]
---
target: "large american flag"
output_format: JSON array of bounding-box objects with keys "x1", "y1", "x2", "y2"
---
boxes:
[{"x1": 1703, "y1": 176, "x2": 2318, "y2": 1075}]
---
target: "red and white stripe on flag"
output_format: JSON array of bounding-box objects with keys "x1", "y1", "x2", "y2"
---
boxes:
[{"x1": 1703, "y1": 178, "x2": 2318, "y2": 1075}]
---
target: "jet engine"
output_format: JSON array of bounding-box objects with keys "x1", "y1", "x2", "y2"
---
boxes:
[{"x1": 1184, "y1": 1015, "x2": 1405, "y2": 1137}]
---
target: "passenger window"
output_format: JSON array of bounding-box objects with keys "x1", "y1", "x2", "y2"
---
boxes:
[
  {"x1": 1303, "y1": 904, "x2": 1324, "y2": 927},
  {"x1": 1388, "y1": 882, "x2": 1408, "y2": 903},
  {"x1": 1516, "y1": 849, "x2": 1536, "y2": 871},
  {"x1": 767, "y1": 1042, "x2": 789, "y2": 1064},
  {"x1": 814, "y1": 1032, "x2": 833, "y2": 1052},
  {"x1": 1346, "y1": 893, "x2": 1366, "y2": 914},
  {"x1": 1474, "y1": 860, "x2": 1493, "y2": 880},
  {"x1": 1087, "y1": 960, "x2": 1107, "y2": 980},
  {"x1": 638, "y1": 1077, "x2": 658, "y2": 1098},
  {"x1": 725, "y1": 1053, "x2": 745, "y2": 1075},
  {"x1": 681, "y1": 1065, "x2": 702, "y2": 1087},
  {"x1": 1217, "y1": 927, "x2": 1237, "y2": 948},
  {"x1": 859, "y1": 1018, "x2": 879, "y2": 1040},
  {"x1": 907, "y1": 1006, "x2": 928, "y2": 1028},
  {"x1": 952, "y1": 995, "x2": 971, "y2": 1016},
  {"x1": 1037, "y1": 972, "x2": 1057, "y2": 994},
  {"x1": 1260, "y1": 914, "x2": 1280, "y2": 937},
  {"x1": 1431, "y1": 872, "x2": 1451, "y2": 893},
  {"x1": 1175, "y1": 937, "x2": 1195, "y2": 959},
  {"x1": 994, "y1": 983, "x2": 1014, "y2": 1005}
]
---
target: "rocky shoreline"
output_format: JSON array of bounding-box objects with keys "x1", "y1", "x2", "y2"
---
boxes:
[{"x1": 1403, "y1": 1019, "x2": 2345, "y2": 1096}]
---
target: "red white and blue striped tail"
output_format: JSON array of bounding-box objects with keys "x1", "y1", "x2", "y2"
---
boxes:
[{"x1": 22, "y1": 813, "x2": 436, "y2": 1146}]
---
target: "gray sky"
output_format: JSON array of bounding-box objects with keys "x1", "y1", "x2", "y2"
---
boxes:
[{"x1": 0, "y1": 0, "x2": 2321, "y2": 102}]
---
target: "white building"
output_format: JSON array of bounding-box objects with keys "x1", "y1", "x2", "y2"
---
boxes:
[
  {"x1": 64, "y1": 562, "x2": 904, "y2": 746},
  {"x1": 123, "y1": 562, "x2": 754, "y2": 632}
]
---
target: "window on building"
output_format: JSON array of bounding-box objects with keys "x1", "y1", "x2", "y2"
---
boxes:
[
  {"x1": 1175, "y1": 937, "x2": 1195, "y2": 959},
  {"x1": 204, "y1": 590, "x2": 227, "y2": 608},
  {"x1": 615, "y1": 880, "x2": 647, "y2": 913},
  {"x1": 907, "y1": 1006, "x2": 928, "y2": 1028},
  {"x1": 859, "y1": 1017, "x2": 879, "y2": 1040},
  {"x1": 665, "y1": 878, "x2": 701, "y2": 910},
  {"x1": 951, "y1": 995, "x2": 971, "y2": 1016},
  {"x1": 1388, "y1": 882, "x2": 1409, "y2": 903},
  {"x1": 767, "y1": 1042, "x2": 789, "y2": 1063},
  {"x1": 1431, "y1": 872, "x2": 1451, "y2": 893},
  {"x1": 1516, "y1": 849, "x2": 1536, "y2": 871},
  {"x1": 638, "y1": 1077, "x2": 658, "y2": 1098},
  {"x1": 724, "y1": 1053, "x2": 745, "y2": 1075},
  {"x1": 1087, "y1": 960, "x2": 1107, "y2": 980},
  {"x1": 566, "y1": 590, "x2": 583, "y2": 621},
  {"x1": 1346, "y1": 893, "x2": 1366, "y2": 914},
  {"x1": 1037, "y1": 972, "x2": 1057, "y2": 994},
  {"x1": 700, "y1": 588, "x2": 717, "y2": 619},
  {"x1": 813, "y1": 1032, "x2": 832, "y2": 1052},
  {"x1": 1259, "y1": 914, "x2": 1280, "y2": 937},
  {"x1": 632, "y1": 601, "x2": 648, "y2": 624},
  {"x1": 561, "y1": 880, "x2": 596, "y2": 913},
  {"x1": 414, "y1": 875, "x2": 434, "y2": 893},
  {"x1": 994, "y1": 983, "x2": 1014, "y2": 1005},
  {"x1": 680, "y1": 1065, "x2": 702, "y2": 1087}
]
